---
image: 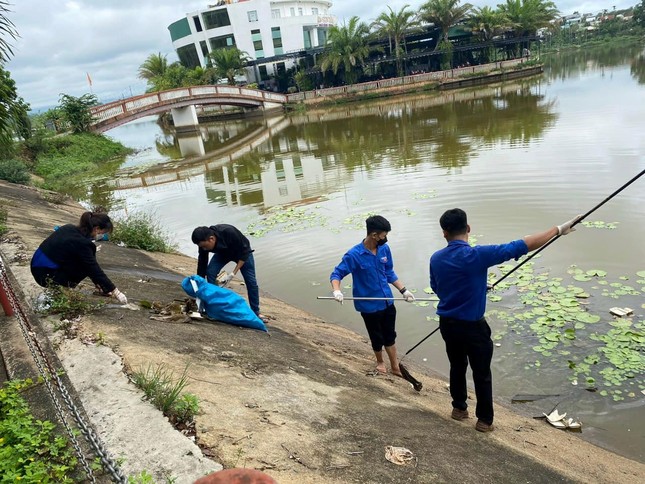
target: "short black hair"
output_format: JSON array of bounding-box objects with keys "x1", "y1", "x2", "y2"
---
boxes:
[
  {"x1": 440, "y1": 208, "x2": 468, "y2": 236},
  {"x1": 365, "y1": 215, "x2": 391, "y2": 234},
  {"x1": 191, "y1": 226, "x2": 215, "y2": 244}
]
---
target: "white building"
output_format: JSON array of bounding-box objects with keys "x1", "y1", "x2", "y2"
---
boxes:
[{"x1": 168, "y1": 0, "x2": 336, "y2": 86}]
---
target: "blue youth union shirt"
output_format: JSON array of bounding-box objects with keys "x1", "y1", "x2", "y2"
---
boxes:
[
  {"x1": 330, "y1": 241, "x2": 399, "y2": 313},
  {"x1": 430, "y1": 239, "x2": 528, "y2": 321}
]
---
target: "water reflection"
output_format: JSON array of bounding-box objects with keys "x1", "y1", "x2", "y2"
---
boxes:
[
  {"x1": 631, "y1": 52, "x2": 645, "y2": 85},
  {"x1": 102, "y1": 77, "x2": 557, "y2": 211}
]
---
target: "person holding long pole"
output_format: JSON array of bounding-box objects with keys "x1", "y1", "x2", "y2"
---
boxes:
[
  {"x1": 429, "y1": 208, "x2": 581, "y2": 433},
  {"x1": 330, "y1": 215, "x2": 415, "y2": 377}
]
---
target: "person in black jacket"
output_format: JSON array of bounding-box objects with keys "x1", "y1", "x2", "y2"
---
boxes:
[
  {"x1": 30, "y1": 211, "x2": 128, "y2": 304},
  {"x1": 191, "y1": 224, "x2": 262, "y2": 319}
]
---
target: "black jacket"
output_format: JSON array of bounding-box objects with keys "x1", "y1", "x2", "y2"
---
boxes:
[
  {"x1": 196, "y1": 224, "x2": 253, "y2": 277},
  {"x1": 34, "y1": 224, "x2": 116, "y2": 293}
]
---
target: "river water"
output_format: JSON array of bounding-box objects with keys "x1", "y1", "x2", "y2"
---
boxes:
[{"x1": 98, "y1": 45, "x2": 645, "y2": 461}]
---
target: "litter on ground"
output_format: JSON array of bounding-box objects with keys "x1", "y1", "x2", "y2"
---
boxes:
[{"x1": 385, "y1": 446, "x2": 415, "y2": 466}]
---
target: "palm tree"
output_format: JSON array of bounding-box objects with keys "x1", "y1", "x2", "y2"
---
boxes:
[
  {"x1": 419, "y1": 0, "x2": 473, "y2": 47},
  {"x1": 468, "y1": 6, "x2": 509, "y2": 42},
  {"x1": 208, "y1": 47, "x2": 250, "y2": 85},
  {"x1": 468, "y1": 6, "x2": 510, "y2": 62},
  {"x1": 0, "y1": 0, "x2": 17, "y2": 62},
  {"x1": 138, "y1": 53, "x2": 169, "y2": 81},
  {"x1": 372, "y1": 5, "x2": 420, "y2": 77},
  {"x1": 319, "y1": 16, "x2": 382, "y2": 85},
  {"x1": 497, "y1": 0, "x2": 559, "y2": 39}
]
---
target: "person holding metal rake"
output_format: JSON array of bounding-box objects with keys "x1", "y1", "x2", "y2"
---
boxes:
[{"x1": 330, "y1": 215, "x2": 415, "y2": 377}]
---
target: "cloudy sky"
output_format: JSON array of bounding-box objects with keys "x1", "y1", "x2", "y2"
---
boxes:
[{"x1": 4, "y1": 0, "x2": 636, "y2": 111}]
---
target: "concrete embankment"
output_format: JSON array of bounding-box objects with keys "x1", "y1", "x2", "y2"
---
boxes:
[{"x1": 1, "y1": 180, "x2": 644, "y2": 483}]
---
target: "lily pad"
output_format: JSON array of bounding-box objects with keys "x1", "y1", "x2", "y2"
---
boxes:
[
  {"x1": 586, "y1": 269, "x2": 607, "y2": 277},
  {"x1": 573, "y1": 274, "x2": 592, "y2": 282}
]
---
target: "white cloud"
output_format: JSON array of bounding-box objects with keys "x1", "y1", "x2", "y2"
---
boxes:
[{"x1": 3, "y1": 0, "x2": 637, "y2": 111}]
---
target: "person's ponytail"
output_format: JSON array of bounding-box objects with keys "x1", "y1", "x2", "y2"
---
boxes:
[{"x1": 78, "y1": 211, "x2": 113, "y2": 236}]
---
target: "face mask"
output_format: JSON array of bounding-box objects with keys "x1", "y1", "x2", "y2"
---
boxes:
[
  {"x1": 95, "y1": 233, "x2": 109, "y2": 242},
  {"x1": 377, "y1": 236, "x2": 387, "y2": 246}
]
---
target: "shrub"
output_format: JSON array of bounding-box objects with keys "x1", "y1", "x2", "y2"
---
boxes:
[
  {"x1": 111, "y1": 212, "x2": 176, "y2": 253},
  {"x1": 131, "y1": 363, "x2": 199, "y2": 424},
  {"x1": 0, "y1": 159, "x2": 30, "y2": 184},
  {"x1": 0, "y1": 206, "x2": 7, "y2": 236},
  {"x1": 0, "y1": 378, "x2": 78, "y2": 482}
]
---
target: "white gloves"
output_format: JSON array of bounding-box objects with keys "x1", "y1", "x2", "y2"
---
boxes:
[
  {"x1": 557, "y1": 215, "x2": 584, "y2": 236},
  {"x1": 111, "y1": 288, "x2": 128, "y2": 304},
  {"x1": 332, "y1": 290, "x2": 344, "y2": 304},
  {"x1": 402, "y1": 289, "x2": 415, "y2": 302},
  {"x1": 222, "y1": 273, "x2": 236, "y2": 287}
]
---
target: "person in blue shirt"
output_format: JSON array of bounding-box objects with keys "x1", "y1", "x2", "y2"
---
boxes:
[
  {"x1": 330, "y1": 215, "x2": 415, "y2": 376},
  {"x1": 430, "y1": 208, "x2": 581, "y2": 432}
]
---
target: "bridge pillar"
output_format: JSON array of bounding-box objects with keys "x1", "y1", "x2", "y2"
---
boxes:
[
  {"x1": 171, "y1": 105, "x2": 199, "y2": 130},
  {"x1": 262, "y1": 102, "x2": 284, "y2": 112}
]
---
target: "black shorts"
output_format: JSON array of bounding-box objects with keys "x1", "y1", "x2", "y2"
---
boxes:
[{"x1": 360, "y1": 304, "x2": 397, "y2": 351}]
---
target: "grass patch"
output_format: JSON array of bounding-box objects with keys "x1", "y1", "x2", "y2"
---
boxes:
[
  {"x1": 42, "y1": 284, "x2": 103, "y2": 319},
  {"x1": 0, "y1": 378, "x2": 78, "y2": 482},
  {"x1": 0, "y1": 205, "x2": 8, "y2": 236},
  {"x1": 33, "y1": 133, "x2": 131, "y2": 196},
  {"x1": 131, "y1": 363, "x2": 199, "y2": 425},
  {"x1": 111, "y1": 212, "x2": 176, "y2": 253}
]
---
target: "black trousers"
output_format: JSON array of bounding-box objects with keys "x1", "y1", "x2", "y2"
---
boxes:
[
  {"x1": 31, "y1": 265, "x2": 81, "y2": 289},
  {"x1": 439, "y1": 316, "x2": 494, "y2": 424}
]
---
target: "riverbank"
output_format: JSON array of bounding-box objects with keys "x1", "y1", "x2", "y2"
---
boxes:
[{"x1": 1, "y1": 180, "x2": 644, "y2": 483}]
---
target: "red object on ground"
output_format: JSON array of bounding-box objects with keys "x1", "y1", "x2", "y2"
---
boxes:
[
  {"x1": 194, "y1": 469, "x2": 277, "y2": 484},
  {"x1": 0, "y1": 283, "x2": 13, "y2": 316}
]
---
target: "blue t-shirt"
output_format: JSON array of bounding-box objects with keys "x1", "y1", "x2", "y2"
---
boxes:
[
  {"x1": 429, "y1": 239, "x2": 528, "y2": 321},
  {"x1": 330, "y1": 241, "x2": 399, "y2": 314}
]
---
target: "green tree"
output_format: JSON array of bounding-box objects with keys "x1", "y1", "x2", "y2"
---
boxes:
[
  {"x1": 468, "y1": 6, "x2": 510, "y2": 62},
  {"x1": 1, "y1": 66, "x2": 30, "y2": 149},
  {"x1": 372, "y1": 5, "x2": 420, "y2": 76},
  {"x1": 634, "y1": 1, "x2": 645, "y2": 28},
  {"x1": 497, "y1": 0, "x2": 559, "y2": 39},
  {"x1": 420, "y1": 0, "x2": 473, "y2": 47},
  {"x1": 58, "y1": 93, "x2": 98, "y2": 133},
  {"x1": 138, "y1": 52, "x2": 169, "y2": 81},
  {"x1": 208, "y1": 47, "x2": 250, "y2": 85},
  {"x1": 319, "y1": 16, "x2": 381, "y2": 85},
  {"x1": 468, "y1": 6, "x2": 509, "y2": 42}
]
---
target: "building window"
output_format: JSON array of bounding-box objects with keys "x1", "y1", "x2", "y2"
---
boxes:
[
  {"x1": 298, "y1": 8, "x2": 303, "y2": 16},
  {"x1": 290, "y1": 7, "x2": 295, "y2": 16},
  {"x1": 271, "y1": 27, "x2": 283, "y2": 55},
  {"x1": 199, "y1": 40, "x2": 209, "y2": 58},
  {"x1": 258, "y1": 65, "x2": 269, "y2": 81},
  {"x1": 312, "y1": 8, "x2": 318, "y2": 15},
  {"x1": 251, "y1": 29, "x2": 264, "y2": 58},
  {"x1": 202, "y1": 9, "x2": 231, "y2": 30},
  {"x1": 193, "y1": 16, "x2": 203, "y2": 32},
  {"x1": 317, "y1": 29, "x2": 327, "y2": 46},
  {"x1": 271, "y1": 9, "x2": 280, "y2": 19},
  {"x1": 275, "y1": 62, "x2": 286, "y2": 75},
  {"x1": 247, "y1": 10, "x2": 258, "y2": 22},
  {"x1": 177, "y1": 44, "x2": 201, "y2": 68},
  {"x1": 303, "y1": 28, "x2": 312, "y2": 49},
  {"x1": 209, "y1": 34, "x2": 236, "y2": 50}
]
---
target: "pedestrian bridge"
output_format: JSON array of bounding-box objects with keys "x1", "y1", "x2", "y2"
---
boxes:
[{"x1": 89, "y1": 86, "x2": 288, "y2": 133}]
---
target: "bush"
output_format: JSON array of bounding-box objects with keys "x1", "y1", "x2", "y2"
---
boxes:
[
  {"x1": 0, "y1": 379, "x2": 78, "y2": 482},
  {"x1": 111, "y1": 212, "x2": 176, "y2": 253},
  {"x1": 0, "y1": 159, "x2": 30, "y2": 184},
  {"x1": 42, "y1": 284, "x2": 102, "y2": 319}
]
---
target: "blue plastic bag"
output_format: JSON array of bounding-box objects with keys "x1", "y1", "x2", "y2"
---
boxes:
[{"x1": 182, "y1": 275, "x2": 267, "y2": 332}]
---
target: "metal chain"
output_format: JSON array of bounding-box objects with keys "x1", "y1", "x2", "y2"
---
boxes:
[{"x1": 0, "y1": 259, "x2": 127, "y2": 483}]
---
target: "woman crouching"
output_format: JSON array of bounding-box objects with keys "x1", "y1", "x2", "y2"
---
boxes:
[{"x1": 30, "y1": 211, "x2": 127, "y2": 304}]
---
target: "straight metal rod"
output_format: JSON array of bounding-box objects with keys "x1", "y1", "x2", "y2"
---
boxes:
[
  {"x1": 491, "y1": 167, "x2": 645, "y2": 289},
  {"x1": 317, "y1": 296, "x2": 437, "y2": 301}
]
